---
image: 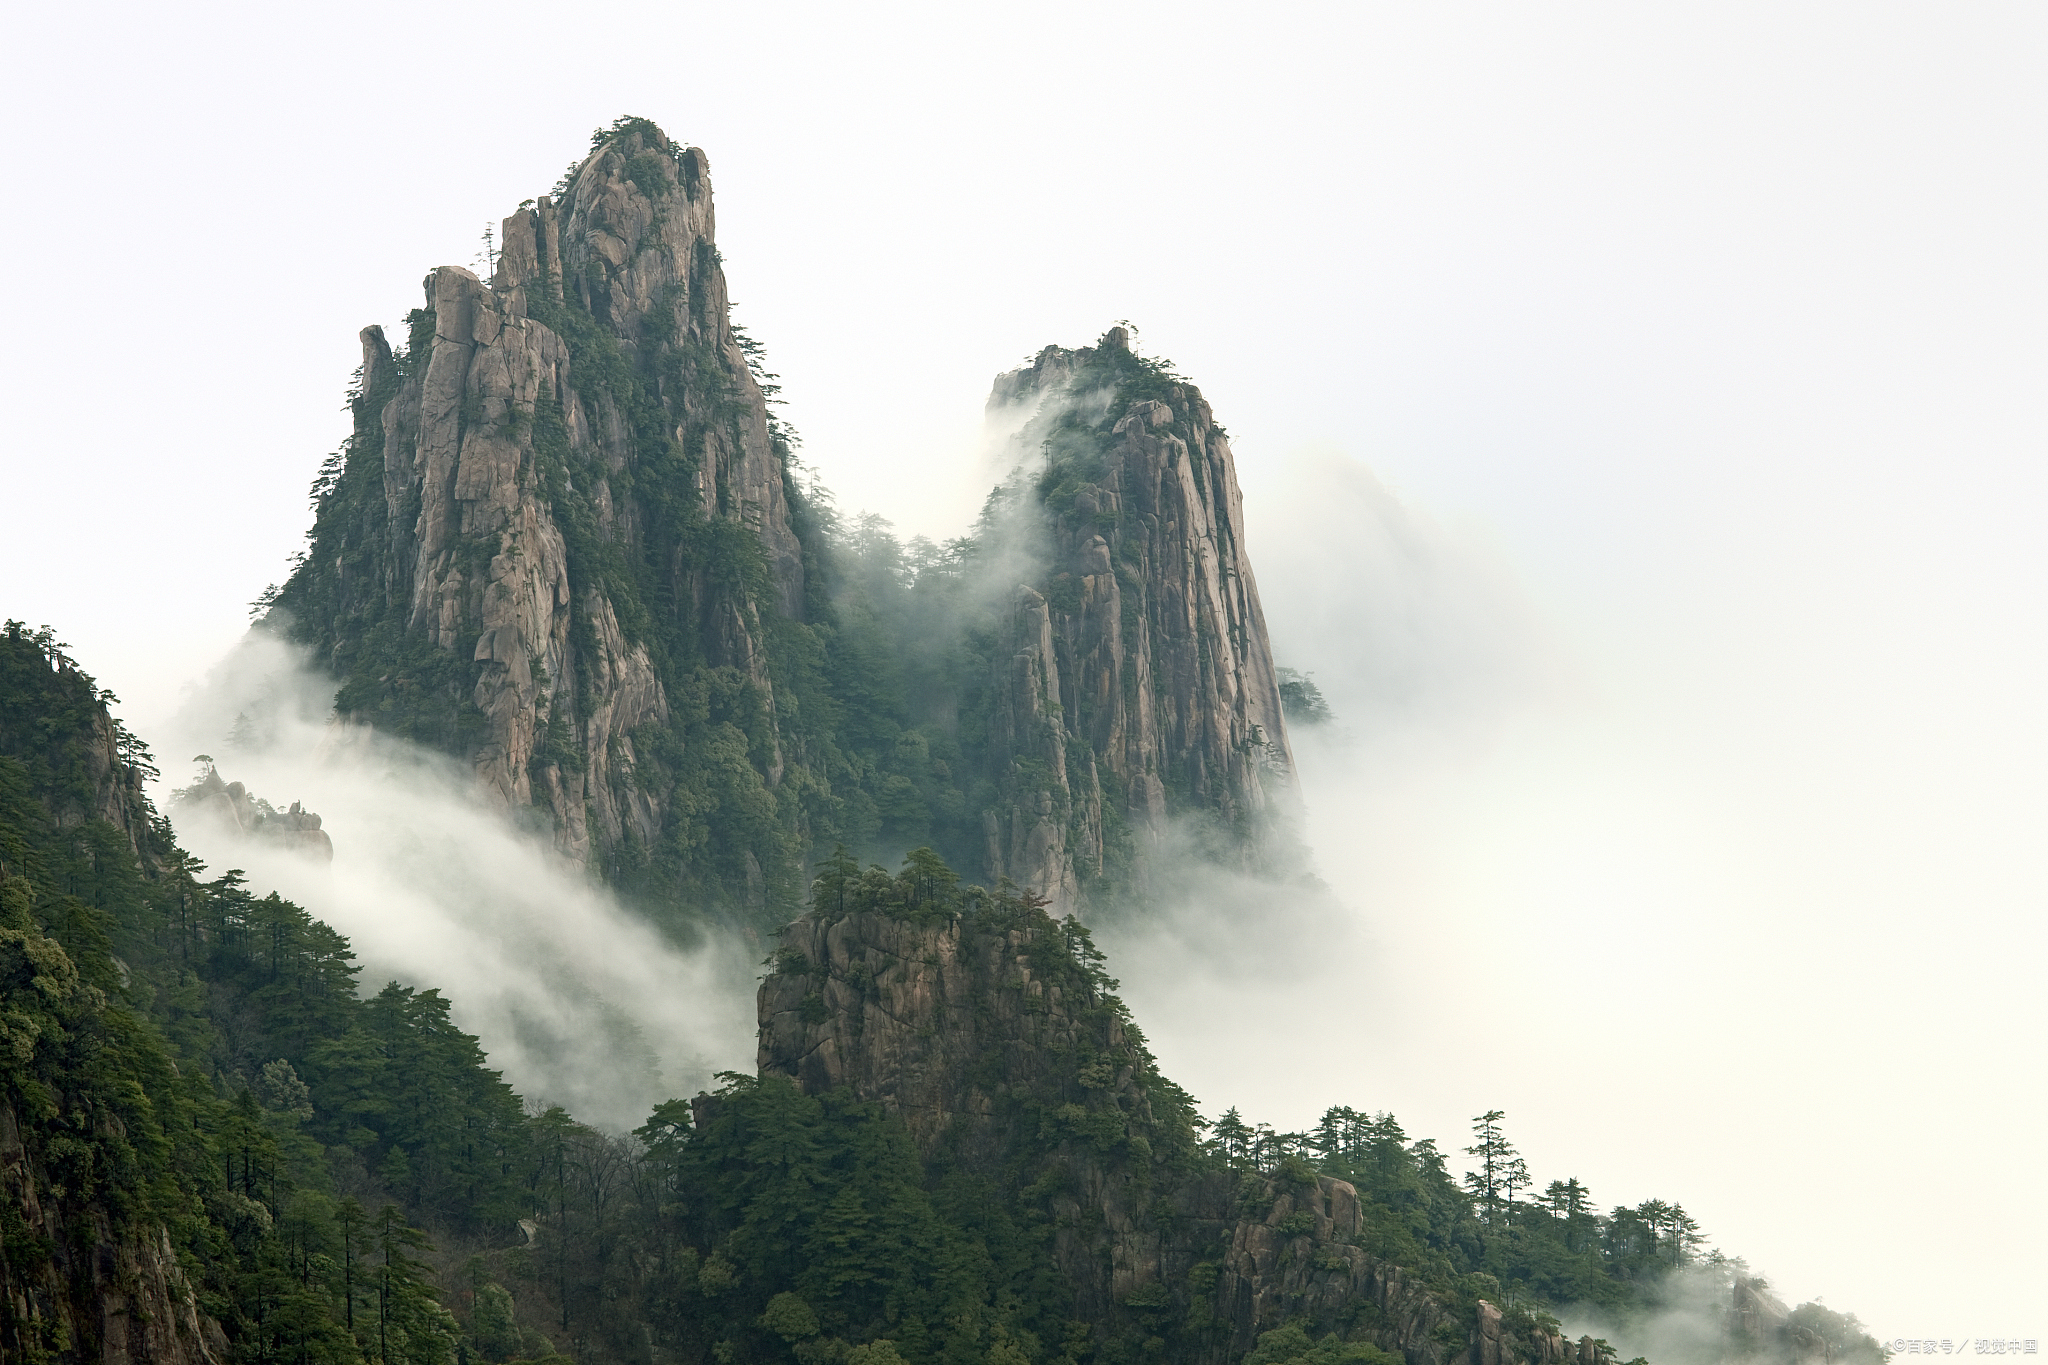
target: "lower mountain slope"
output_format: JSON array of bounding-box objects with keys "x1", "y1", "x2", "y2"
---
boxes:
[
  {"x1": 736, "y1": 872, "x2": 1886, "y2": 1365},
  {"x1": 752, "y1": 886, "x2": 1575, "y2": 1365},
  {"x1": 0, "y1": 620, "x2": 1881, "y2": 1365},
  {"x1": 0, "y1": 622, "x2": 556, "y2": 1363}
]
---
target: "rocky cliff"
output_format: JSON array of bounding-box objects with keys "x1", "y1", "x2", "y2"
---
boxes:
[
  {"x1": 976, "y1": 330, "x2": 1295, "y2": 909},
  {"x1": 755, "y1": 902, "x2": 1562, "y2": 1365},
  {"x1": 1, "y1": 1101, "x2": 226, "y2": 1364},
  {"x1": 277, "y1": 117, "x2": 810, "y2": 909},
  {"x1": 173, "y1": 766, "x2": 333, "y2": 861},
  {"x1": 0, "y1": 630, "x2": 167, "y2": 876},
  {"x1": 1725, "y1": 1278, "x2": 1880, "y2": 1364},
  {"x1": 272, "y1": 120, "x2": 1298, "y2": 929}
]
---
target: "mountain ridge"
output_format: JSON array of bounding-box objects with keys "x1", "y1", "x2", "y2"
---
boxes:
[{"x1": 271, "y1": 116, "x2": 1297, "y2": 928}]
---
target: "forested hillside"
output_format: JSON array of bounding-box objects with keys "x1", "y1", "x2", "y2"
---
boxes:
[
  {"x1": 0, "y1": 620, "x2": 1882, "y2": 1365},
  {"x1": 0, "y1": 621, "x2": 545, "y2": 1362}
]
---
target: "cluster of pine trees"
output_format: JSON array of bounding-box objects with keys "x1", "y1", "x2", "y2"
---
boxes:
[{"x1": 1206, "y1": 1105, "x2": 1711, "y2": 1319}]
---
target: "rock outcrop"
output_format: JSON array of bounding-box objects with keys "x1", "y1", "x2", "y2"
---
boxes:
[
  {"x1": 977, "y1": 329, "x2": 1296, "y2": 909},
  {"x1": 0, "y1": 630, "x2": 166, "y2": 872},
  {"x1": 1725, "y1": 1277, "x2": 1879, "y2": 1364},
  {"x1": 175, "y1": 766, "x2": 334, "y2": 861},
  {"x1": 755, "y1": 906, "x2": 1548, "y2": 1365},
  {"x1": 281, "y1": 119, "x2": 804, "y2": 883},
  {"x1": 276, "y1": 122, "x2": 1298, "y2": 927}
]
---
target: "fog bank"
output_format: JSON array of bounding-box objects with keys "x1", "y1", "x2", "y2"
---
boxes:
[{"x1": 1103, "y1": 445, "x2": 2048, "y2": 1336}]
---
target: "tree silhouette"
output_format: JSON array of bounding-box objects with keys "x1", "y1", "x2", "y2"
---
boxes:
[
  {"x1": 1213, "y1": 1108, "x2": 1252, "y2": 1168},
  {"x1": 1462, "y1": 1110, "x2": 1527, "y2": 1225}
]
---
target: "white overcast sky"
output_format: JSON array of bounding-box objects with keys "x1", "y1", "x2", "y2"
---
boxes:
[{"x1": 4, "y1": 0, "x2": 2045, "y2": 1337}]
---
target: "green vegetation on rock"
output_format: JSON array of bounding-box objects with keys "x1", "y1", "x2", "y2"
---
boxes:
[{"x1": 0, "y1": 622, "x2": 530, "y2": 1361}]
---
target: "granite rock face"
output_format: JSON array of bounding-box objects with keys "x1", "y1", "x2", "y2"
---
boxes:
[
  {"x1": 291, "y1": 121, "x2": 802, "y2": 877},
  {"x1": 978, "y1": 329, "x2": 1296, "y2": 909},
  {"x1": 760, "y1": 904, "x2": 1161, "y2": 1168},
  {"x1": 281, "y1": 123, "x2": 1298, "y2": 924}
]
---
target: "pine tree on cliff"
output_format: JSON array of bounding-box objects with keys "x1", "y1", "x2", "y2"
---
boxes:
[
  {"x1": 1462, "y1": 1109, "x2": 1528, "y2": 1224},
  {"x1": 1213, "y1": 1107, "x2": 1252, "y2": 1167}
]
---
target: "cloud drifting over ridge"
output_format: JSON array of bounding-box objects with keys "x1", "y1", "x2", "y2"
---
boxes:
[
  {"x1": 1098, "y1": 448, "x2": 1568, "y2": 1124},
  {"x1": 153, "y1": 630, "x2": 760, "y2": 1132}
]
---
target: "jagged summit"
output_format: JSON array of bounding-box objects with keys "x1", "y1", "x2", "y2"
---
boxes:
[
  {"x1": 978, "y1": 332, "x2": 1297, "y2": 907},
  {"x1": 279, "y1": 119, "x2": 808, "y2": 887},
  {"x1": 273, "y1": 121, "x2": 1297, "y2": 929}
]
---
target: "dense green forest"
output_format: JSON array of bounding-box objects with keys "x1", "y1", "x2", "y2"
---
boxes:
[{"x1": 0, "y1": 621, "x2": 1880, "y2": 1364}]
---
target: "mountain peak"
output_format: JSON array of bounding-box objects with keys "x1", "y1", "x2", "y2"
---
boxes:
[{"x1": 275, "y1": 126, "x2": 1296, "y2": 924}]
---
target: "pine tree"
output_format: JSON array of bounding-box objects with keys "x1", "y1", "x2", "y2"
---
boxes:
[
  {"x1": 1541, "y1": 1178, "x2": 1592, "y2": 1219},
  {"x1": 372, "y1": 1203, "x2": 456, "y2": 1365},
  {"x1": 810, "y1": 846, "x2": 861, "y2": 917},
  {"x1": 1212, "y1": 1108, "x2": 1251, "y2": 1168},
  {"x1": 1461, "y1": 1110, "x2": 1526, "y2": 1225}
]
